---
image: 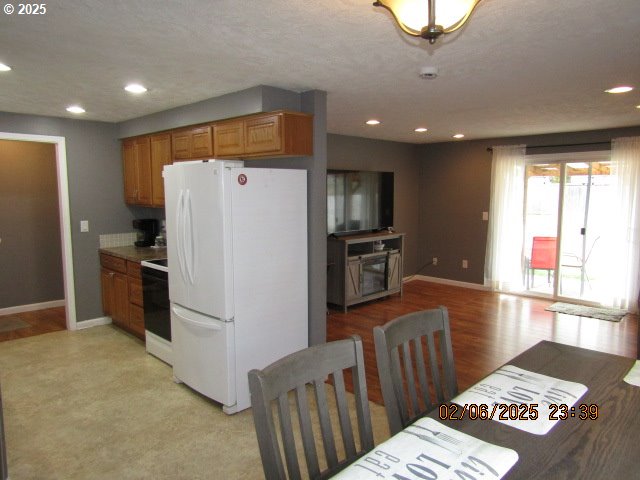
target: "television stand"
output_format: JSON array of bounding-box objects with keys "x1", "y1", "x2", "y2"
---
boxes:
[{"x1": 327, "y1": 231, "x2": 404, "y2": 312}]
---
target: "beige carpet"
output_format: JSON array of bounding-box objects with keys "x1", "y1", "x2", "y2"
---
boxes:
[{"x1": 0, "y1": 326, "x2": 390, "y2": 479}]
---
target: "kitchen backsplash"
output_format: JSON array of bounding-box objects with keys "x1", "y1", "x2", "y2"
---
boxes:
[{"x1": 99, "y1": 232, "x2": 138, "y2": 248}]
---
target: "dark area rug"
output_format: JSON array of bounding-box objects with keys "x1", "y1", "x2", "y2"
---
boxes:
[
  {"x1": 545, "y1": 302, "x2": 627, "y2": 322},
  {"x1": 0, "y1": 315, "x2": 31, "y2": 332}
]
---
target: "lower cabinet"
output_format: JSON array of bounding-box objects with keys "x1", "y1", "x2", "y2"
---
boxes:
[{"x1": 100, "y1": 253, "x2": 145, "y2": 340}]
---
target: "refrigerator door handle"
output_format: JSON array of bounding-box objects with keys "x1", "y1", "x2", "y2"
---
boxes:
[
  {"x1": 185, "y1": 189, "x2": 195, "y2": 285},
  {"x1": 172, "y1": 305, "x2": 222, "y2": 331},
  {"x1": 176, "y1": 189, "x2": 188, "y2": 284}
]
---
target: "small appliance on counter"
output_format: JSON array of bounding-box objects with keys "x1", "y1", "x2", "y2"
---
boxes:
[{"x1": 133, "y1": 219, "x2": 158, "y2": 247}]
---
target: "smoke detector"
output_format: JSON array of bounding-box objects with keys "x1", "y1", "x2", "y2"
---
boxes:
[{"x1": 419, "y1": 66, "x2": 439, "y2": 79}]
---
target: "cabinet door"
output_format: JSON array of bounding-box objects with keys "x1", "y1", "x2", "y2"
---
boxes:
[
  {"x1": 213, "y1": 121, "x2": 244, "y2": 156},
  {"x1": 245, "y1": 114, "x2": 282, "y2": 154},
  {"x1": 135, "y1": 137, "x2": 152, "y2": 206},
  {"x1": 171, "y1": 131, "x2": 191, "y2": 160},
  {"x1": 387, "y1": 252, "x2": 402, "y2": 291},
  {"x1": 122, "y1": 140, "x2": 137, "y2": 204},
  {"x1": 150, "y1": 133, "x2": 171, "y2": 206},
  {"x1": 346, "y1": 261, "x2": 362, "y2": 301},
  {"x1": 101, "y1": 268, "x2": 114, "y2": 316},
  {"x1": 190, "y1": 126, "x2": 213, "y2": 158},
  {"x1": 129, "y1": 304, "x2": 145, "y2": 339},
  {"x1": 112, "y1": 272, "x2": 130, "y2": 328}
]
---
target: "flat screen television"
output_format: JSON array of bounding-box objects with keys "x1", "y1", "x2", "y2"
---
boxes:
[{"x1": 327, "y1": 169, "x2": 394, "y2": 235}]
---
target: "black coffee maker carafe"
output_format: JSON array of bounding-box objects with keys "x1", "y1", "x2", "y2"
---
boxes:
[{"x1": 133, "y1": 219, "x2": 158, "y2": 247}]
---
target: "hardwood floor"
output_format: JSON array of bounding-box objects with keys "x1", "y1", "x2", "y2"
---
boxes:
[
  {"x1": 0, "y1": 307, "x2": 66, "y2": 342},
  {"x1": 327, "y1": 279, "x2": 638, "y2": 405}
]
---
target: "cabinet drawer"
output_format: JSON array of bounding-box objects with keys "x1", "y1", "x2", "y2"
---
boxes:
[
  {"x1": 129, "y1": 278, "x2": 143, "y2": 307},
  {"x1": 129, "y1": 304, "x2": 145, "y2": 338},
  {"x1": 100, "y1": 254, "x2": 126, "y2": 273},
  {"x1": 127, "y1": 260, "x2": 141, "y2": 278}
]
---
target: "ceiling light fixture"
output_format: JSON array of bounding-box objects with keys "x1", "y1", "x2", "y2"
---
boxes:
[
  {"x1": 415, "y1": 127, "x2": 428, "y2": 132},
  {"x1": 373, "y1": 0, "x2": 482, "y2": 44},
  {"x1": 453, "y1": 133, "x2": 465, "y2": 139},
  {"x1": 366, "y1": 119, "x2": 381, "y2": 125},
  {"x1": 0, "y1": 63, "x2": 11, "y2": 72},
  {"x1": 605, "y1": 86, "x2": 633, "y2": 94},
  {"x1": 125, "y1": 83, "x2": 148, "y2": 94},
  {"x1": 66, "y1": 105, "x2": 86, "y2": 114}
]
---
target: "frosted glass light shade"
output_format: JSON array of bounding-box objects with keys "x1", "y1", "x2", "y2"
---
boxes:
[{"x1": 375, "y1": 0, "x2": 480, "y2": 38}]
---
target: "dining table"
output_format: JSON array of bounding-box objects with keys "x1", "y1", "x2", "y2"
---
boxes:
[{"x1": 333, "y1": 340, "x2": 640, "y2": 480}]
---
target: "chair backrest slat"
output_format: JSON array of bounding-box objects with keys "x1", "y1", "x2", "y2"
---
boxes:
[
  {"x1": 412, "y1": 337, "x2": 434, "y2": 412},
  {"x1": 401, "y1": 340, "x2": 420, "y2": 416},
  {"x1": 277, "y1": 392, "x2": 302, "y2": 480},
  {"x1": 295, "y1": 384, "x2": 320, "y2": 479},
  {"x1": 313, "y1": 378, "x2": 339, "y2": 469},
  {"x1": 425, "y1": 333, "x2": 444, "y2": 404},
  {"x1": 374, "y1": 306, "x2": 459, "y2": 435},
  {"x1": 331, "y1": 369, "x2": 357, "y2": 458},
  {"x1": 249, "y1": 336, "x2": 374, "y2": 479}
]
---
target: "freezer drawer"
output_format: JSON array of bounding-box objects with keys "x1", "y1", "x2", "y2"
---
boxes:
[{"x1": 170, "y1": 304, "x2": 235, "y2": 407}]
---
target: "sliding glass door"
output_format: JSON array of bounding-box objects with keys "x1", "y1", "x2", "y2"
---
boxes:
[{"x1": 524, "y1": 152, "x2": 612, "y2": 303}]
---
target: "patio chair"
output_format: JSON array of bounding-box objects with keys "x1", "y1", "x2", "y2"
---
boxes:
[{"x1": 527, "y1": 236, "x2": 557, "y2": 288}]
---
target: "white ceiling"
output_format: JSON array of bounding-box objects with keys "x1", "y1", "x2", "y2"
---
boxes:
[{"x1": 0, "y1": 0, "x2": 639, "y2": 144}]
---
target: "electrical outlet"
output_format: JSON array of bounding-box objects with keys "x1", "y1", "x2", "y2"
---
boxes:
[
  {"x1": 462, "y1": 259, "x2": 468, "y2": 269},
  {"x1": 432, "y1": 257, "x2": 438, "y2": 266},
  {"x1": 80, "y1": 220, "x2": 89, "y2": 233}
]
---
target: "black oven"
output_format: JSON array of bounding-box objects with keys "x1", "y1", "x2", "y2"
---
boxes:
[{"x1": 141, "y1": 259, "x2": 171, "y2": 364}]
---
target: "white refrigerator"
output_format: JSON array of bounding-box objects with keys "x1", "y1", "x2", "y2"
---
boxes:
[{"x1": 163, "y1": 160, "x2": 308, "y2": 414}]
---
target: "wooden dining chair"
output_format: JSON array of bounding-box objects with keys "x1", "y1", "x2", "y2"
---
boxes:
[
  {"x1": 374, "y1": 306, "x2": 458, "y2": 435},
  {"x1": 248, "y1": 335, "x2": 374, "y2": 480}
]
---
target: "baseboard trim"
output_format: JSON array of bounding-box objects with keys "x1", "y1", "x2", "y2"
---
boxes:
[
  {"x1": 0, "y1": 299, "x2": 66, "y2": 316},
  {"x1": 409, "y1": 275, "x2": 489, "y2": 291},
  {"x1": 76, "y1": 317, "x2": 112, "y2": 330}
]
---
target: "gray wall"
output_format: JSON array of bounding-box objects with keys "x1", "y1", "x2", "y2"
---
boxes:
[
  {"x1": 0, "y1": 140, "x2": 64, "y2": 308},
  {"x1": 0, "y1": 112, "x2": 131, "y2": 320},
  {"x1": 417, "y1": 125, "x2": 640, "y2": 284},
  {"x1": 327, "y1": 134, "x2": 421, "y2": 275}
]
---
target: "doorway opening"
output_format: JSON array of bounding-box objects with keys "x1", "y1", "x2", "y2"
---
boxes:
[
  {"x1": 0, "y1": 132, "x2": 76, "y2": 330},
  {"x1": 523, "y1": 151, "x2": 612, "y2": 304}
]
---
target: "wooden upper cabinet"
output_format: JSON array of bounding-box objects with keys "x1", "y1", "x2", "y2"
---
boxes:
[
  {"x1": 171, "y1": 125, "x2": 213, "y2": 160},
  {"x1": 122, "y1": 137, "x2": 152, "y2": 206},
  {"x1": 171, "y1": 131, "x2": 191, "y2": 160},
  {"x1": 150, "y1": 133, "x2": 171, "y2": 206},
  {"x1": 245, "y1": 114, "x2": 282, "y2": 154},
  {"x1": 213, "y1": 111, "x2": 313, "y2": 159},
  {"x1": 122, "y1": 139, "x2": 137, "y2": 204},
  {"x1": 213, "y1": 121, "x2": 244, "y2": 157},
  {"x1": 135, "y1": 137, "x2": 152, "y2": 205},
  {"x1": 122, "y1": 134, "x2": 169, "y2": 208}
]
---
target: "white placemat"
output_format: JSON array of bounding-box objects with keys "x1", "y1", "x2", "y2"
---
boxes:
[
  {"x1": 623, "y1": 360, "x2": 640, "y2": 386},
  {"x1": 452, "y1": 365, "x2": 588, "y2": 435},
  {"x1": 332, "y1": 417, "x2": 518, "y2": 480}
]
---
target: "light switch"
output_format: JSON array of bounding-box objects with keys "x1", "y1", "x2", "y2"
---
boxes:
[
  {"x1": 482, "y1": 211, "x2": 489, "y2": 221},
  {"x1": 80, "y1": 220, "x2": 89, "y2": 232}
]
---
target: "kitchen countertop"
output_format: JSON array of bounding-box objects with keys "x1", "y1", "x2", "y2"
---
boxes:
[{"x1": 99, "y1": 245, "x2": 167, "y2": 263}]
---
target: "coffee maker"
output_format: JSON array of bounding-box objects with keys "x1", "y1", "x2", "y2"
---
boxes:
[{"x1": 133, "y1": 219, "x2": 158, "y2": 247}]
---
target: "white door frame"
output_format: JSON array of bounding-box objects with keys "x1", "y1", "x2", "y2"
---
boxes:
[{"x1": 0, "y1": 132, "x2": 77, "y2": 330}]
